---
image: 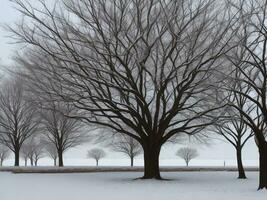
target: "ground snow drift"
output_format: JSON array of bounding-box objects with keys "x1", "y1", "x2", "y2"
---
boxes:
[{"x1": 0, "y1": 172, "x2": 266, "y2": 200}]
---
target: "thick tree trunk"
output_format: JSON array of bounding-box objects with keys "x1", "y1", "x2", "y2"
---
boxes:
[
  {"x1": 58, "y1": 150, "x2": 64, "y2": 167},
  {"x1": 0, "y1": 159, "x2": 3, "y2": 166},
  {"x1": 130, "y1": 156, "x2": 134, "y2": 167},
  {"x1": 142, "y1": 145, "x2": 161, "y2": 179},
  {"x1": 14, "y1": 150, "x2": 20, "y2": 166},
  {"x1": 258, "y1": 142, "x2": 267, "y2": 190},
  {"x1": 35, "y1": 160, "x2": 38, "y2": 166},
  {"x1": 236, "y1": 147, "x2": 246, "y2": 179}
]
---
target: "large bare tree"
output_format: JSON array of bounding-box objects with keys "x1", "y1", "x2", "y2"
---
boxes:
[
  {"x1": 11, "y1": 0, "x2": 237, "y2": 178},
  {"x1": 0, "y1": 78, "x2": 39, "y2": 166}
]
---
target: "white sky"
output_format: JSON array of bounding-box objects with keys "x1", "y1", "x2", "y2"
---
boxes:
[{"x1": 0, "y1": 0, "x2": 260, "y2": 164}]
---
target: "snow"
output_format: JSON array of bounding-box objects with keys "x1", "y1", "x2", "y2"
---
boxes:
[{"x1": 0, "y1": 171, "x2": 266, "y2": 200}]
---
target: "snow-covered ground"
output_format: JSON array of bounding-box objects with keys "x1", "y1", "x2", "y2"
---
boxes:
[{"x1": 0, "y1": 172, "x2": 266, "y2": 200}]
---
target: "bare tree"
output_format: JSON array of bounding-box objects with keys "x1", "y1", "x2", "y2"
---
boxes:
[
  {"x1": 20, "y1": 137, "x2": 44, "y2": 166},
  {"x1": 0, "y1": 77, "x2": 39, "y2": 166},
  {"x1": 39, "y1": 101, "x2": 87, "y2": 167},
  {"x1": 213, "y1": 70, "x2": 254, "y2": 179},
  {"x1": 111, "y1": 135, "x2": 142, "y2": 167},
  {"x1": 224, "y1": 0, "x2": 267, "y2": 189},
  {"x1": 176, "y1": 147, "x2": 198, "y2": 166},
  {"x1": 20, "y1": 143, "x2": 31, "y2": 166},
  {"x1": 0, "y1": 144, "x2": 10, "y2": 166},
  {"x1": 32, "y1": 141, "x2": 44, "y2": 166},
  {"x1": 87, "y1": 148, "x2": 106, "y2": 166},
  {"x1": 11, "y1": 0, "x2": 237, "y2": 178},
  {"x1": 44, "y1": 142, "x2": 58, "y2": 166}
]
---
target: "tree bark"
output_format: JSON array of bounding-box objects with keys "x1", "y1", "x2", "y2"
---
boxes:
[
  {"x1": 130, "y1": 156, "x2": 134, "y2": 167},
  {"x1": 53, "y1": 158, "x2": 57, "y2": 166},
  {"x1": 236, "y1": 147, "x2": 246, "y2": 179},
  {"x1": 58, "y1": 150, "x2": 64, "y2": 167},
  {"x1": 142, "y1": 144, "x2": 161, "y2": 179},
  {"x1": 24, "y1": 158, "x2": 27, "y2": 166},
  {"x1": 35, "y1": 160, "x2": 38, "y2": 166},
  {"x1": 96, "y1": 159, "x2": 98, "y2": 166},
  {"x1": 258, "y1": 141, "x2": 267, "y2": 190},
  {"x1": 14, "y1": 150, "x2": 20, "y2": 166},
  {"x1": 0, "y1": 159, "x2": 3, "y2": 166}
]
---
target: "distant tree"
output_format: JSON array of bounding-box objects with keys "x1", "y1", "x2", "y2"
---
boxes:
[
  {"x1": 32, "y1": 142, "x2": 44, "y2": 166},
  {"x1": 87, "y1": 148, "x2": 106, "y2": 166},
  {"x1": 0, "y1": 145, "x2": 10, "y2": 166},
  {"x1": 20, "y1": 143, "x2": 31, "y2": 166},
  {"x1": 39, "y1": 101, "x2": 87, "y2": 167},
  {"x1": 176, "y1": 147, "x2": 198, "y2": 166},
  {"x1": 44, "y1": 142, "x2": 58, "y2": 166},
  {"x1": 0, "y1": 78, "x2": 39, "y2": 166},
  {"x1": 20, "y1": 137, "x2": 44, "y2": 166},
  {"x1": 111, "y1": 135, "x2": 142, "y2": 167}
]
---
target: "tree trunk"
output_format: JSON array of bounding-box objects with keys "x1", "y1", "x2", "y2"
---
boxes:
[
  {"x1": 53, "y1": 158, "x2": 57, "y2": 166},
  {"x1": 14, "y1": 150, "x2": 20, "y2": 166},
  {"x1": 35, "y1": 160, "x2": 38, "y2": 166},
  {"x1": 142, "y1": 144, "x2": 161, "y2": 179},
  {"x1": 186, "y1": 160, "x2": 189, "y2": 167},
  {"x1": 236, "y1": 147, "x2": 246, "y2": 179},
  {"x1": 30, "y1": 158, "x2": 33, "y2": 166},
  {"x1": 130, "y1": 156, "x2": 134, "y2": 167},
  {"x1": 258, "y1": 142, "x2": 267, "y2": 190},
  {"x1": 0, "y1": 159, "x2": 3, "y2": 166},
  {"x1": 24, "y1": 158, "x2": 27, "y2": 166},
  {"x1": 96, "y1": 159, "x2": 98, "y2": 166},
  {"x1": 58, "y1": 150, "x2": 64, "y2": 167}
]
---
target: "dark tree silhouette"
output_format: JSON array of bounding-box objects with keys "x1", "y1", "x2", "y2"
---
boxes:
[
  {"x1": 87, "y1": 148, "x2": 106, "y2": 166},
  {"x1": 11, "y1": 0, "x2": 236, "y2": 178},
  {"x1": 176, "y1": 147, "x2": 198, "y2": 166}
]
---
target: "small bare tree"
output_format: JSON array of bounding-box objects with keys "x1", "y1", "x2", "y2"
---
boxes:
[
  {"x1": 44, "y1": 142, "x2": 58, "y2": 166},
  {"x1": 39, "y1": 101, "x2": 87, "y2": 167},
  {"x1": 0, "y1": 144, "x2": 10, "y2": 166},
  {"x1": 20, "y1": 137, "x2": 44, "y2": 166},
  {"x1": 0, "y1": 78, "x2": 39, "y2": 166},
  {"x1": 111, "y1": 135, "x2": 142, "y2": 167},
  {"x1": 20, "y1": 143, "x2": 31, "y2": 166},
  {"x1": 176, "y1": 147, "x2": 198, "y2": 166},
  {"x1": 32, "y1": 142, "x2": 44, "y2": 166},
  {"x1": 87, "y1": 148, "x2": 106, "y2": 166}
]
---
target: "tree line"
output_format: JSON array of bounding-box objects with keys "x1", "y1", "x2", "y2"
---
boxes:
[{"x1": 0, "y1": 0, "x2": 266, "y2": 190}]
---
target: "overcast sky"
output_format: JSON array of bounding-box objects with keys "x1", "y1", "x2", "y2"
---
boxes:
[{"x1": 0, "y1": 0, "x2": 260, "y2": 165}]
